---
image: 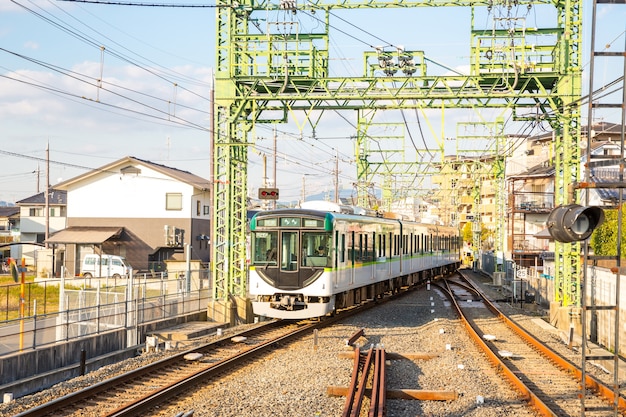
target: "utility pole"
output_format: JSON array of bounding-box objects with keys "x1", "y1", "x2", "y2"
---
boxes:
[
  {"x1": 45, "y1": 141, "x2": 49, "y2": 249},
  {"x1": 273, "y1": 126, "x2": 277, "y2": 209},
  {"x1": 301, "y1": 174, "x2": 306, "y2": 206},
  {"x1": 334, "y1": 151, "x2": 339, "y2": 203}
]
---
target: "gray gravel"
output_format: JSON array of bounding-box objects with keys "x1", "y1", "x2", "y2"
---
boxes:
[{"x1": 1, "y1": 271, "x2": 616, "y2": 417}]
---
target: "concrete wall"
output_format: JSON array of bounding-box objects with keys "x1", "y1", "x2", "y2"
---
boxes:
[{"x1": 485, "y1": 261, "x2": 626, "y2": 357}]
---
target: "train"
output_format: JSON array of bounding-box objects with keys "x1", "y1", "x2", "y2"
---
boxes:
[{"x1": 248, "y1": 201, "x2": 461, "y2": 319}]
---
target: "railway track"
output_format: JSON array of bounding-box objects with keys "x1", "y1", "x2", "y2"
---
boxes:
[
  {"x1": 445, "y1": 270, "x2": 626, "y2": 417},
  {"x1": 12, "y1": 278, "x2": 416, "y2": 417},
  {"x1": 14, "y1": 320, "x2": 316, "y2": 417}
]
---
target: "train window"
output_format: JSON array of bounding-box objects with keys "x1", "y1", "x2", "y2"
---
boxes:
[
  {"x1": 359, "y1": 233, "x2": 363, "y2": 261},
  {"x1": 251, "y1": 231, "x2": 278, "y2": 265},
  {"x1": 257, "y1": 218, "x2": 278, "y2": 227},
  {"x1": 348, "y1": 231, "x2": 356, "y2": 266},
  {"x1": 303, "y1": 218, "x2": 324, "y2": 228},
  {"x1": 372, "y1": 232, "x2": 376, "y2": 261},
  {"x1": 340, "y1": 233, "x2": 345, "y2": 263},
  {"x1": 302, "y1": 231, "x2": 332, "y2": 267},
  {"x1": 353, "y1": 231, "x2": 357, "y2": 265},
  {"x1": 381, "y1": 234, "x2": 386, "y2": 258},
  {"x1": 280, "y1": 231, "x2": 298, "y2": 271}
]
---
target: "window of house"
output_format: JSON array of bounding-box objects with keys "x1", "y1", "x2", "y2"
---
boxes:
[
  {"x1": 29, "y1": 207, "x2": 43, "y2": 217},
  {"x1": 203, "y1": 205, "x2": 210, "y2": 215},
  {"x1": 166, "y1": 193, "x2": 183, "y2": 210},
  {"x1": 197, "y1": 200, "x2": 201, "y2": 216}
]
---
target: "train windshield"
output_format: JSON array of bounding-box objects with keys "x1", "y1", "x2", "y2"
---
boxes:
[
  {"x1": 302, "y1": 232, "x2": 332, "y2": 267},
  {"x1": 251, "y1": 231, "x2": 278, "y2": 264}
]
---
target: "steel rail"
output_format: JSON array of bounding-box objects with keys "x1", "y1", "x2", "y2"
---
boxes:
[
  {"x1": 456, "y1": 270, "x2": 626, "y2": 412},
  {"x1": 341, "y1": 346, "x2": 363, "y2": 417},
  {"x1": 436, "y1": 277, "x2": 558, "y2": 416},
  {"x1": 369, "y1": 347, "x2": 386, "y2": 417}
]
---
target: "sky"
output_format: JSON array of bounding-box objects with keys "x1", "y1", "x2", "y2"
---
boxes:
[{"x1": 1, "y1": 0, "x2": 624, "y2": 205}]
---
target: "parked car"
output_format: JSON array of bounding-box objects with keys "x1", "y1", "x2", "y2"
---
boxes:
[{"x1": 81, "y1": 254, "x2": 131, "y2": 279}]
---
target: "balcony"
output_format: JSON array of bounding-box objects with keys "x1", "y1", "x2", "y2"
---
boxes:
[
  {"x1": 512, "y1": 237, "x2": 549, "y2": 253},
  {"x1": 513, "y1": 195, "x2": 554, "y2": 214}
]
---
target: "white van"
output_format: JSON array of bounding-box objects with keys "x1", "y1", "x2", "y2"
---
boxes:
[{"x1": 81, "y1": 254, "x2": 131, "y2": 278}]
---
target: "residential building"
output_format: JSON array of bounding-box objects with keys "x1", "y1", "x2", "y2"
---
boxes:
[
  {"x1": 0, "y1": 206, "x2": 20, "y2": 261},
  {"x1": 14, "y1": 190, "x2": 67, "y2": 268},
  {"x1": 48, "y1": 156, "x2": 211, "y2": 276},
  {"x1": 16, "y1": 190, "x2": 67, "y2": 244},
  {"x1": 506, "y1": 121, "x2": 623, "y2": 268}
]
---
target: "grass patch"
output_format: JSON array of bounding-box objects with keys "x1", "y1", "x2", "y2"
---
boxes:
[{"x1": 0, "y1": 274, "x2": 62, "y2": 321}]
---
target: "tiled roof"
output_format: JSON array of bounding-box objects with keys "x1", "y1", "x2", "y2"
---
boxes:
[
  {"x1": 590, "y1": 167, "x2": 620, "y2": 202},
  {"x1": 16, "y1": 190, "x2": 67, "y2": 205},
  {"x1": 0, "y1": 206, "x2": 20, "y2": 217}
]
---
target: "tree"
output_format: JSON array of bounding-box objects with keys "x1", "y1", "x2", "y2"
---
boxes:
[
  {"x1": 461, "y1": 221, "x2": 494, "y2": 249},
  {"x1": 461, "y1": 222, "x2": 473, "y2": 244},
  {"x1": 590, "y1": 207, "x2": 626, "y2": 258}
]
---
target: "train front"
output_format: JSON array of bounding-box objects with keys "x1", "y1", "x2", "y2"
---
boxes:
[{"x1": 249, "y1": 209, "x2": 335, "y2": 319}]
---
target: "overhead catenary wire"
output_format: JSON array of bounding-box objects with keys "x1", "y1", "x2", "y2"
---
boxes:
[{"x1": 4, "y1": 0, "x2": 625, "y2": 205}]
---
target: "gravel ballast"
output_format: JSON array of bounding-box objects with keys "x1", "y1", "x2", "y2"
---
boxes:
[{"x1": 1, "y1": 271, "x2": 618, "y2": 417}]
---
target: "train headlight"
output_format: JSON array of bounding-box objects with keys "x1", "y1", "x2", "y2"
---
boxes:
[{"x1": 546, "y1": 204, "x2": 605, "y2": 243}]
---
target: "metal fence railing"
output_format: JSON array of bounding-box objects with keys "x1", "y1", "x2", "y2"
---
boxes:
[{"x1": 0, "y1": 270, "x2": 211, "y2": 357}]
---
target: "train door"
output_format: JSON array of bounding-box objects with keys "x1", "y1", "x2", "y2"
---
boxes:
[{"x1": 280, "y1": 231, "x2": 299, "y2": 272}]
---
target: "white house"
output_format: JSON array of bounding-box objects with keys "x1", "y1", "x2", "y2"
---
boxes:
[
  {"x1": 15, "y1": 190, "x2": 67, "y2": 270},
  {"x1": 48, "y1": 156, "x2": 211, "y2": 276}
]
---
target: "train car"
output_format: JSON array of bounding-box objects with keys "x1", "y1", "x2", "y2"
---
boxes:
[{"x1": 248, "y1": 203, "x2": 461, "y2": 319}]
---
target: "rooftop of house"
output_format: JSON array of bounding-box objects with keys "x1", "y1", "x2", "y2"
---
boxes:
[
  {"x1": 16, "y1": 190, "x2": 67, "y2": 206},
  {"x1": 0, "y1": 206, "x2": 20, "y2": 218},
  {"x1": 53, "y1": 156, "x2": 211, "y2": 192}
]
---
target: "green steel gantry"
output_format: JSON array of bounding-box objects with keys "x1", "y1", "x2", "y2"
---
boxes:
[{"x1": 212, "y1": 0, "x2": 583, "y2": 308}]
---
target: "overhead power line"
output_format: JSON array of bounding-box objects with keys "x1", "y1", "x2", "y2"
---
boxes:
[{"x1": 56, "y1": 0, "x2": 220, "y2": 6}]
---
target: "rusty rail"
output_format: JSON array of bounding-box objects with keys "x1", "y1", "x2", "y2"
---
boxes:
[{"x1": 341, "y1": 346, "x2": 386, "y2": 417}]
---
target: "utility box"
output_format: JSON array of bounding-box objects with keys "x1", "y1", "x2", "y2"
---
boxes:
[{"x1": 493, "y1": 272, "x2": 505, "y2": 286}]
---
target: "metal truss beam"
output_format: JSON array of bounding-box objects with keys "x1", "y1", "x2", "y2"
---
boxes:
[{"x1": 212, "y1": 0, "x2": 582, "y2": 309}]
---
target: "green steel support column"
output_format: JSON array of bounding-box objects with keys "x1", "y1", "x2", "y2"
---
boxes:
[
  {"x1": 471, "y1": 163, "x2": 482, "y2": 255},
  {"x1": 553, "y1": 0, "x2": 583, "y2": 307},
  {"x1": 381, "y1": 175, "x2": 393, "y2": 213},
  {"x1": 212, "y1": 0, "x2": 252, "y2": 300},
  {"x1": 493, "y1": 156, "x2": 506, "y2": 256},
  {"x1": 493, "y1": 118, "x2": 507, "y2": 258},
  {"x1": 356, "y1": 110, "x2": 375, "y2": 208}
]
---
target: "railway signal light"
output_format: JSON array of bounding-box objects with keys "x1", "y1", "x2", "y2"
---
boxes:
[
  {"x1": 258, "y1": 188, "x2": 279, "y2": 200},
  {"x1": 546, "y1": 204, "x2": 605, "y2": 243}
]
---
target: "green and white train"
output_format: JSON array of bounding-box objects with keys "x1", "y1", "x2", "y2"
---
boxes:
[{"x1": 249, "y1": 202, "x2": 461, "y2": 320}]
